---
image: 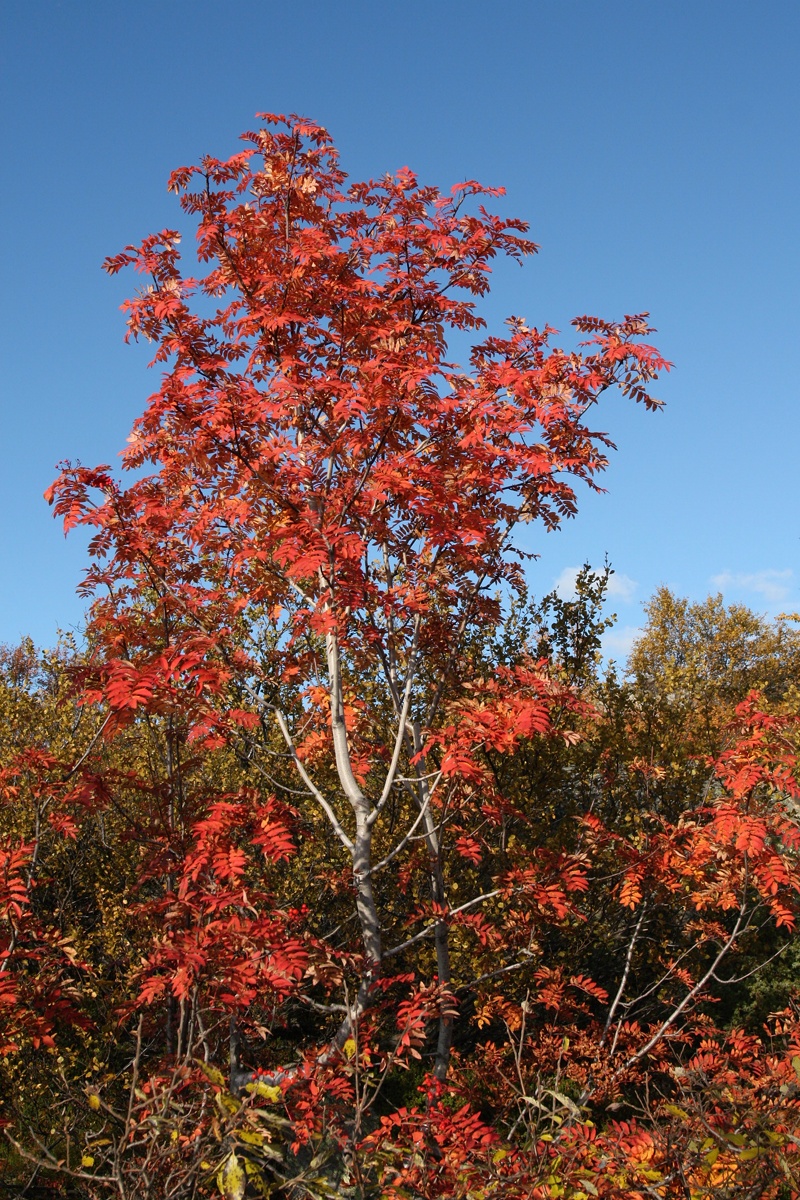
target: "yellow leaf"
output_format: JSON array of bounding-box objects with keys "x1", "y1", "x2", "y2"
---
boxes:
[
  {"x1": 81, "y1": 1155, "x2": 95, "y2": 1168},
  {"x1": 243, "y1": 1158, "x2": 266, "y2": 1181},
  {"x1": 217, "y1": 1152, "x2": 246, "y2": 1200},
  {"x1": 343, "y1": 1037, "x2": 357, "y2": 1059},
  {"x1": 87, "y1": 1092, "x2": 101, "y2": 1111},
  {"x1": 246, "y1": 1080, "x2": 282, "y2": 1102},
  {"x1": 196, "y1": 1060, "x2": 228, "y2": 1087},
  {"x1": 237, "y1": 1130, "x2": 264, "y2": 1147}
]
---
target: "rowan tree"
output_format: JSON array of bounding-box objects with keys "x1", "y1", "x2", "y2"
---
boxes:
[{"x1": 44, "y1": 111, "x2": 665, "y2": 1063}]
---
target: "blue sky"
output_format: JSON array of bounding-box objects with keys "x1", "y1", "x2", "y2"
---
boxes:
[{"x1": 1, "y1": 1, "x2": 798, "y2": 656}]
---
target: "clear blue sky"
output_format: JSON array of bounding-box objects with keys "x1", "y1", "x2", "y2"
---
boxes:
[{"x1": 1, "y1": 1, "x2": 798, "y2": 655}]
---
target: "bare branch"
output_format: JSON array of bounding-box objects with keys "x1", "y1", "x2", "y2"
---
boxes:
[
  {"x1": 270, "y1": 704, "x2": 353, "y2": 851},
  {"x1": 600, "y1": 902, "x2": 648, "y2": 1051}
]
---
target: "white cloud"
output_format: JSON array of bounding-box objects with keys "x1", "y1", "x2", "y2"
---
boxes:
[
  {"x1": 710, "y1": 569, "x2": 793, "y2": 605},
  {"x1": 553, "y1": 566, "x2": 637, "y2": 603},
  {"x1": 601, "y1": 625, "x2": 641, "y2": 661},
  {"x1": 606, "y1": 572, "x2": 638, "y2": 602},
  {"x1": 553, "y1": 567, "x2": 580, "y2": 599}
]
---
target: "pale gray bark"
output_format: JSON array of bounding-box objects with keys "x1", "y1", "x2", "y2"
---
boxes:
[{"x1": 409, "y1": 718, "x2": 453, "y2": 1082}]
